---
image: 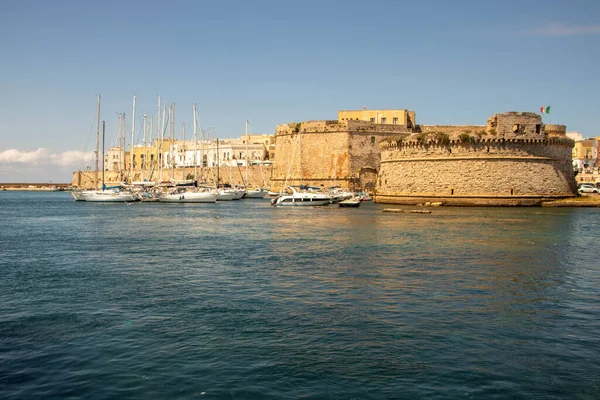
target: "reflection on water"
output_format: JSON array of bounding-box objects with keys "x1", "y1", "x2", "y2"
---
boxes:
[{"x1": 0, "y1": 192, "x2": 599, "y2": 399}]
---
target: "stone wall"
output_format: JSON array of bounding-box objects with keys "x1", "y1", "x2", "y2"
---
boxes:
[
  {"x1": 376, "y1": 137, "x2": 577, "y2": 206},
  {"x1": 270, "y1": 120, "x2": 410, "y2": 192},
  {"x1": 545, "y1": 124, "x2": 567, "y2": 137},
  {"x1": 419, "y1": 125, "x2": 486, "y2": 134}
]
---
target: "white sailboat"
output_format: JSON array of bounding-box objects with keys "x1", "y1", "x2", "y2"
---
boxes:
[
  {"x1": 270, "y1": 123, "x2": 330, "y2": 206},
  {"x1": 158, "y1": 104, "x2": 217, "y2": 203},
  {"x1": 72, "y1": 96, "x2": 138, "y2": 202},
  {"x1": 158, "y1": 187, "x2": 217, "y2": 203},
  {"x1": 242, "y1": 120, "x2": 268, "y2": 198}
]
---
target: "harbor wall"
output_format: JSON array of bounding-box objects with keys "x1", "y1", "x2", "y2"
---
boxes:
[
  {"x1": 376, "y1": 137, "x2": 578, "y2": 206},
  {"x1": 71, "y1": 165, "x2": 272, "y2": 188}
]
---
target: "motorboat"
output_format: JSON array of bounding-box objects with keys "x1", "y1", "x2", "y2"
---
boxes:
[
  {"x1": 270, "y1": 186, "x2": 332, "y2": 207},
  {"x1": 339, "y1": 197, "x2": 361, "y2": 208}
]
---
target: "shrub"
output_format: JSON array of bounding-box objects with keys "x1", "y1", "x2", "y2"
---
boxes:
[
  {"x1": 434, "y1": 132, "x2": 450, "y2": 145},
  {"x1": 459, "y1": 133, "x2": 474, "y2": 143},
  {"x1": 292, "y1": 123, "x2": 301, "y2": 134},
  {"x1": 416, "y1": 132, "x2": 429, "y2": 144}
]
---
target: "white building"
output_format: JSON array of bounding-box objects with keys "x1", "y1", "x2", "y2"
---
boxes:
[{"x1": 161, "y1": 134, "x2": 272, "y2": 169}]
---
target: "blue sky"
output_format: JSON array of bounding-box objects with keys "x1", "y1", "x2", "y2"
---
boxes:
[{"x1": 1, "y1": 0, "x2": 599, "y2": 182}]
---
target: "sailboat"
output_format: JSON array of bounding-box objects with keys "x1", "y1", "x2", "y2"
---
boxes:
[
  {"x1": 72, "y1": 96, "x2": 138, "y2": 202},
  {"x1": 158, "y1": 104, "x2": 217, "y2": 203},
  {"x1": 270, "y1": 123, "x2": 331, "y2": 206},
  {"x1": 242, "y1": 120, "x2": 268, "y2": 199}
]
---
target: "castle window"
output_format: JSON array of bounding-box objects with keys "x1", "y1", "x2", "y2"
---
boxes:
[
  {"x1": 513, "y1": 124, "x2": 520, "y2": 133},
  {"x1": 536, "y1": 124, "x2": 541, "y2": 134},
  {"x1": 381, "y1": 117, "x2": 387, "y2": 124},
  {"x1": 393, "y1": 117, "x2": 398, "y2": 124},
  {"x1": 371, "y1": 136, "x2": 376, "y2": 145},
  {"x1": 369, "y1": 118, "x2": 375, "y2": 122}
]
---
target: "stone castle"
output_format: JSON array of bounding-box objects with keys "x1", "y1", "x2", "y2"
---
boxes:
[{"x1": 271, "y1": 109, "x2": 578, "y2": 205}]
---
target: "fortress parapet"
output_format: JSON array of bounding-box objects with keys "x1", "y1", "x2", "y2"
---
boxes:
[
  {"x1": 544, "y1": 124, "x2": 567, "y2": 137},
  {"x1": 376, "y1": 112, "x2": 577, "y2": 206},
  {"x1": 271, "y1": 120, "x2": 411, "y2": 192}
]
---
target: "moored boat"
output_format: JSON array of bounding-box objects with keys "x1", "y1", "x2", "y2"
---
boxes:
[
  {"x1": 159, "y1": 187, "x2": 217, "y2": 203},
  {"x1": 338, "y1": 197, "x2": 361, "y2": 208},
  {"x1": 271, "y1": 186, "x2": 331, "y2": 207}
]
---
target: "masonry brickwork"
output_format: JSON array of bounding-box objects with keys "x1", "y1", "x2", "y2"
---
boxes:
[
  {"x1": 270, "y1": 120, "x2": 411, "y2": 192},
  {"x1": 375, "y1": 112, "x2": 578, "y2": 206}
]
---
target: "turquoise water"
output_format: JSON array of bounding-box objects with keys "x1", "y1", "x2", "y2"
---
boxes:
[{"x1": 1, "y1": 192, "x2": 599, "y2": 399}]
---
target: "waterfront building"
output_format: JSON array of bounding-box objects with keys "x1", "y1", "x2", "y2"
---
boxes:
[
  {"x1": 570, "y1": 135, "x2": 598, "y2": 172},
  {"x1": 338, "y1": 107, "x2": 416, "y2": 128}
]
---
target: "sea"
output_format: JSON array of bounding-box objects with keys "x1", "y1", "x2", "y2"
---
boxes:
[{"x1": 1, "y1": 191, "x2": 599, "y2": 399}]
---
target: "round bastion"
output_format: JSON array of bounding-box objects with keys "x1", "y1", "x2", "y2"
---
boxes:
[{"x1": 374, "y1": 113, "x2": 578, "y2": 206}]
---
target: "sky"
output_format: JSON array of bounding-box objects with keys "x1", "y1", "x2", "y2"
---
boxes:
[{"x1": 1, "y1": 0, "x2": 599, "y2": 182}]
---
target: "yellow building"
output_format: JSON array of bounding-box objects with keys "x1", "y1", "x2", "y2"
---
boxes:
[
  {"x1": 338, "y1": 107, "x2": 416, "y2": 129},
  {"x1": 571, "y1": 137, "x2": 598, "y2": 171}
]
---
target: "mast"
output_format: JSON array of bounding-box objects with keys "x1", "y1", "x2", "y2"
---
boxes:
[
  {"x1": 156, "y1": 95, "x2": 161, "y2": 179},
  {"x1": 130, "y1": 95, "x2": 136, "y2": 183},
  {"x1": 245, "y1": 120, "x2": 249, "y2": 187},
  {"x1": 148, "y1": 117, "x2": 153, "y2": 177},
  {"x1": 159, "y1": 105, "x2": 166, "y2": 181},
  {"x1": 170, "y1": 103, "x2": 175, "y2": 180},
  {"x1": 181, "y1": 122, "x2": 185, "y2": 180},
  {"x1": 95, "y1": 95, "x2": 100, "y2": 189},
  {"x1": 142, "y1": 114, "x2": 147, "y2": 182},
  {"x1": 102, "y1": 121, "x2": 105, "y2": 189},
  {"x1": 215, "y1": 127, "x2": 219, "y2": 186},
  {"x1": 193, "y1": 104, "x2": 198, "y2": 182},
  {"x1": 299, "y1": 127, "x2": 302, "y2": 185},
  {"x1": 120, "y1": 113, "x2": 126, "y2": 181}
]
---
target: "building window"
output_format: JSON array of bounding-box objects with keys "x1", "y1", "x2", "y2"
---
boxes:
[
  {"x1": 369, "y1": 118, "x2": 375, "y2": 122},
  {"x1": 393, "y1": 117, "x2": 398, "y2": 124},
  {"x1": 513, "y1": 124, "x2": 520, "y2": 133},
  {"x1": 371, "y1": 136, "x2": 376, "y2": 144},
  {"x1": 381, "y1": 117, "x2": 386, "y2": 124},
  {"x1": 536, "y1": 124, "x2": 541, "y2": 134}
]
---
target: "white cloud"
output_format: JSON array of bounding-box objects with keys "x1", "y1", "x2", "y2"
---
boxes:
[
  {"x1": 528, "y1": 24, "x2": 600, "y2": 37},
  {"x1": 0, "y1": 148, "x2": 93, "y2": 167}
]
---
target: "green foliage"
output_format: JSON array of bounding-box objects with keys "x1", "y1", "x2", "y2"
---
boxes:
[
  {"x1": 459, "y1": 133, "x2": 474, "y2": 143},
  {"x1": 434, "y1": 132, "x2": 450, "y2": 145},
  {"x1": 394, "y1": 133, "x2": 410, "y2": 144},
  {"x1": 416, "y1": 132, "x2": 429, "y2": 144},
  {"x1": 292, "y1": 123, "x2": 301, "y2": 134},
  {"x1": 186, "y1": 173, "x2": 194, "y2": 180}
]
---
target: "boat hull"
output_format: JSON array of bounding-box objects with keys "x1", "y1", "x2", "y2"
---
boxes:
[
  {"x1": 159, "y1": 192, "x2": 217, "y2": 203},
  {"x1": 339, "y1": 200, "x2": 361, "y2": 208},
  {"x1": 244, "y1": 189, "x2": 269, "y2": 199},
  {"x1": 272, "y1": 196, "x2": 331, "y2": 206},
  {"x1": 72, "y1": 190, "x2": 138, "y2": 202}
]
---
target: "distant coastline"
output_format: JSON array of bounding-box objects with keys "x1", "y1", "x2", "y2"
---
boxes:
[{"x1": 0, "y1": 183, "x2": 70, "y2": 191}]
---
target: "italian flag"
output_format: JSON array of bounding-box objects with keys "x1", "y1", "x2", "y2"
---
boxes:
[{"x1": 540, "y1": 106, "x2": 551, "y2": 114}]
